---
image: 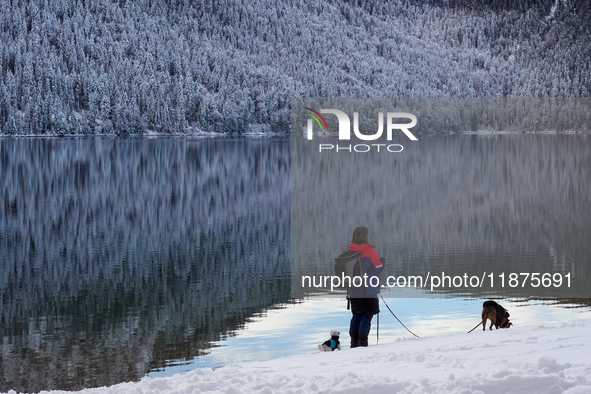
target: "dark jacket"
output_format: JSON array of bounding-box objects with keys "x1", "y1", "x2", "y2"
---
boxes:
[{"x1": 346, "y1": 242, "x2": 385, "y2": 297}]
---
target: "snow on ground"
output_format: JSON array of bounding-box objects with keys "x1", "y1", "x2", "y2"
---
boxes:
[{"x1": 12, "y1": 319, "x2": 591, "y2": 394}]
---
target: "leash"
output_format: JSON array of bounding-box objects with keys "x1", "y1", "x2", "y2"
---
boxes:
[
  {"x1": 379, "y1": 294, "x2": 420, "y2": 338},
  {"x1": 376, "y1": 313, "x2": 379, "y2": 344},
  {"x1": 467, "y1": 322, "x2": 482, "y2": 334}
]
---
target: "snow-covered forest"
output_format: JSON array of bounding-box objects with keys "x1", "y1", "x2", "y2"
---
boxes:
[{"x1": 0, "y1": 0, "x2": 589, "y2": 135}]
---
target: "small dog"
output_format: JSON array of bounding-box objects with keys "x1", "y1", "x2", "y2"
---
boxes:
[
  {"x1": 482, "y1": 300, "x2": 513, "y2": 330},
  {"x1": 318, "y1": 330, "x2": 341, "y2": 351}
]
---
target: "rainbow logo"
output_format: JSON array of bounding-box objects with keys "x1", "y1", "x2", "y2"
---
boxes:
[{"x1": 305, "y1": 108, "x2": 329, "y2": 138}]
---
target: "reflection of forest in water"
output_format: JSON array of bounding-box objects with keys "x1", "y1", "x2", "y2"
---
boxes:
[
  {"x1": 292, "y1": 134, "x2": 591, "y2": 299},
  {"x1": 0, "y1": 137, "x2": 290, "y2": 392}
]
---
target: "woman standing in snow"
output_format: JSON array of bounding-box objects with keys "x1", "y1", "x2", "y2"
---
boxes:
[{"x1": 347, "y1": 226, "x2": 385, "y2": 347}]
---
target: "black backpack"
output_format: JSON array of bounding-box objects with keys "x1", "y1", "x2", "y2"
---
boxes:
[{"x1": 334, "y1": 250, "x2": 362, "y2": 290}]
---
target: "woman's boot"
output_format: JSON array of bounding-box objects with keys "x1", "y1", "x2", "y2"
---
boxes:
[
  {"x1": 349, "y1": 331, "x2": 359, "y2": 348},
  {"x1": 357, "y1": 332, "x2": 369, "y2": 347}
]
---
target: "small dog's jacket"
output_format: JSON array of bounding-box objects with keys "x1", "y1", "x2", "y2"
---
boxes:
[{"x1": 322, "y1": 334, "x2": 340, "y2": 351}]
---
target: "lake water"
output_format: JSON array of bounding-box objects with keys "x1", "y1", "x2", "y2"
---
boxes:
[
  {"x1": 0, "y1": 135, "x2": 590, "y2": 392},
  {"x1": 291, "y1": 134, "x2": 591, "y2": 299}
]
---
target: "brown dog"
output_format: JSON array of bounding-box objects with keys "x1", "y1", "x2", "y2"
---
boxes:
[{"x1": 482, "y1": 300, "x2": 513, "y2": 330}]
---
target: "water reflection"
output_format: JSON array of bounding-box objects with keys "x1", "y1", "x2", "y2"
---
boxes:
[
  {"x1": 1, "y1": 134, "x2": 590, "y2": 392},
  {"x1": 292, "y1": 134, "x2": 591, "y2": 298},
  {"x1": 0, "y1": 137, "x2": 290, "y2": 392}
]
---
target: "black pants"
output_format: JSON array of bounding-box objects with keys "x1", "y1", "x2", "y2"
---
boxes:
[{"x1": 349, "y1": 297, "x2": 380, "y2": 316}]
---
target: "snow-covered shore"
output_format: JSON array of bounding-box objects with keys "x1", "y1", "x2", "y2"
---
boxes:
[{"x1": 21, "y1": 318, "x2": 591, "y2": 394}]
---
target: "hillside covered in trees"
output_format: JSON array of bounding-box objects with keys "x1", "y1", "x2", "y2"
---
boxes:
[{"x1": 0, "y1": 0, "x2": 589, "y2": 135}]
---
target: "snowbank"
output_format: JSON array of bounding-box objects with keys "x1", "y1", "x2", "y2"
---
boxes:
[{"x1": 19, "y1": 318, "x2": 591, "y2": 394}]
